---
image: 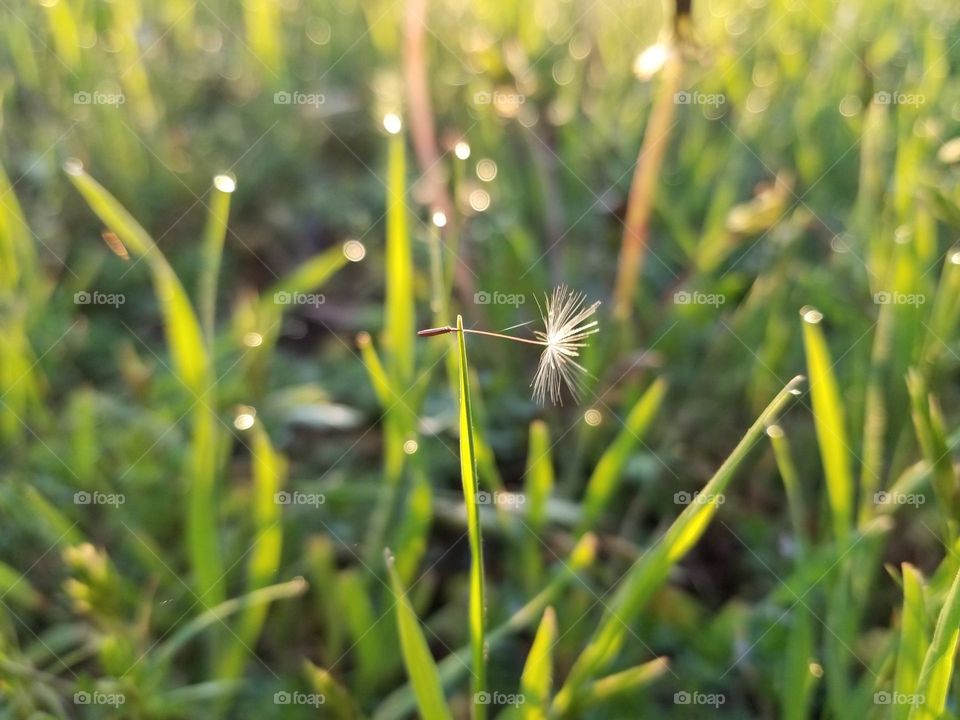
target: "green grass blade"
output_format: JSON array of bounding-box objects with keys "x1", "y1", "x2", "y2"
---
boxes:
[
  {"x1": 578, "y1": 377, "x2": 667, "y2": 533},
  {"x1": 456, "y1": 314, "x2": 487, "y2": 719},
  {"x1": 521, "y1": 420, "x2": 555, "y2": 592},
  {"x1": 800, "y1": 308, "x2": 854, "y2": 543},
  {"x1": 384, "y1": 128, "x2": 414, "y2": 386},
  {"x1": 198, "y1": 174, "x2": 235, "y2": 349},
  {"x1": 386, "y1": 551, "x2": 453, "y2": 720},
  {"x1": 520, "y1": 607, "x2": 556, "y2": 719},
  {"x1": 553, "y1": 376, "x2": 805, "y2": 713},
  {"x1": 149, "y1": 578, "x2": 307, "y2": 671},
  {"x1": 213, "y1": 422, "x2": 285, "y2": 692},
  {"x1": 64, "y1": 160, "x2": 210, "y2": 393},
  {"x1": 578, "y1": 658, "x2": 670, "y2": 706},
  {"x1": 894, "y1": 564, "x2": 928, "y2": 720},
  {"x1": 910, "y1": 560, "x2": 960, "y2": 719}
]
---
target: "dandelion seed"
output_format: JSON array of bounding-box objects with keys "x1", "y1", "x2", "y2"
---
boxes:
[
  {"x1": 531, "y1": 286, "x2": 601, "y2": 405},
  {"x1": 416, "y1": 285, "x2": 601, "y2": 406}
]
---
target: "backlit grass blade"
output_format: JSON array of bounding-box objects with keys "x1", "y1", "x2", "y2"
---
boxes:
[
  {"x1": 521, "y1": 420, "x2": 555, "y2": 592},
  {"x1": 338, "y1": 569, "x2": 386, "y2": 694},
  {"x1": 64, "y1": 160, "x2": 209, "y2": 393},
  {"x1": 384, "y1": 125, "x2": 414, "y2": 386},
  {"x1": 578, "y1": 658, "x2": 669, "y2": 707},
  {"x1": 800, "y1": 307, "x2": 853, "y2": 543},
  {"x1": 894, "y1": 564, "x2": 928, "y2": 720},
  {"x1": 374, "y1": 535, "x2": 597, "y2": 720},
  {"x1": 910, "y1": 561, "x2": 960, "y2": 719},
  {"x1": 304, "y1": 661, "x2": 364, "y2": 720},
  {"x1": 394, "y1": 467, "x2": 433, "y2": 584},
  {"x1": 64, "y1": 161, "x2": 222, "y2": 606},
  {"x1": 578, "y1": 377, "x2": 667, "y2": 534},
  {"x1": 213, "y1": 422, "x2": 285, "y2": 692},
  {"x1": 198, "y1": 174, "x2": 236, "y2": 349},
  {"x1": 456, "y1": 314, "x2": 487, "y2": 719},
  {"x1": 520, "y1": 607, "x2": 556, "y2": 719},
  {"x1": 149, "y1": 577, "x2": 307, "y2": 671},
  {"x1": 0, "y1": 159, "x2": 36, "y2": 291},
  {"x1": 386, "y1": 550, "x2": 453, "y2": 720},
  {"x1": 553, "y1": 376, "x2": 805, "y2": 713}
]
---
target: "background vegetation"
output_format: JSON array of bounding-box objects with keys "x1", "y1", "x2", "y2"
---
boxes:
[{"x1": 2, "y1": 0, "x2": 960, "y2": 717}]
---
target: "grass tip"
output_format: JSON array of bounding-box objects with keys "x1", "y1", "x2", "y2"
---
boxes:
[
  {"x1": 63, "y1": 158, "x2": 84, "y2": 176},
  {"x1": 213, "y1": 173, "x2": 237, "y2": 193},
  {"x1": 799, "y1": 306, "x2": 823, "y2": 324}
]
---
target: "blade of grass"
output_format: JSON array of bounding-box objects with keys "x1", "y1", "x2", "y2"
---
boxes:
[
  {"x1": 456, "y1": 314, "x2": 487, "y2": 720},
  {"x1": 198, "y1": 174, "x2": 235, "y2": 349},
  {"x1": 800, "y1": 307, "x2": 854, "y2": 543},
  {"x1": 520, "y1": 607, "x2": 556, "y2": 720},
  {"x1": 578, "y1": 657, "x2": 670, "y2": 707},
  {"x1": 578, "y1": 377, "x2": 667, "y2": 534},
  {"x1": 910, "y1": 560, "x2": 960, "y2": 719},
  {"x1": 386, "y1": 550, "x2": 453, "y2": 720},
  {"x1": 894, "y1": 564, "x2": 928, "y2": 720},
  {"x1": 553, "y1": 375, "x2": 805, "y2": 714}
]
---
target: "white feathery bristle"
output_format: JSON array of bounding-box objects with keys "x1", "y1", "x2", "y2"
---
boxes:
[{"x1": 531, "y1": 285, "x2": 601, "y2": 405}]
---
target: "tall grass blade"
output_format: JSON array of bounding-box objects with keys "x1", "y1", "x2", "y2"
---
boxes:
[
  {"x1": 910, "y1": 561, "x2": 960, "y2": 719},
  {"x1": 456, "y1": 314, "x2": 487, "y2": 719},
  {"x1": 895, "y1": 564, "x2": 928, "y2": 720},
  {"x1": 198, "y1": 174, "x2": 235, "y2": 349},
  {"x1": 520, "y1": 607, "x2": 556, "y2": 719},
  {"x1": 800, "y1": 308, "x2": 853, "y2": 542},
  {"x1": 386, "y1": 550, "x2": 453, "y2": 720},
  {"x1": 553, "y1": 375, "x2": 804, "y2": 713}
]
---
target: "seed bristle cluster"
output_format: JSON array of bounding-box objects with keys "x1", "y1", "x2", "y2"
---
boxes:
[{"x1": 531, "y1": 285, "x2": 601, "y2": 405}]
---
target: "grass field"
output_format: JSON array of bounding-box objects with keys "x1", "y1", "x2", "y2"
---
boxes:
[{"x1": 2, "y1": 0, "x2": 960, "y2": 717}]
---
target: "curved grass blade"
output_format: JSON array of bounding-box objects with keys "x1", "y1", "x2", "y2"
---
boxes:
[
  {"x1": 910, "y1": 561, "x2": 960, "y2": 719},
  {"x1": 578, "y1": 377, "x2": 667, "y2": 534},
  {"x1": 198, "y1": 174, "x2": 235, "y2": 349},
  {"x1": 553, "y1": 376, "x2": 805, "y2": 713},
  {"x1": 520, "y1": 607, "x2": 556, "y2": 719},
  {"x1": 386, "y1": 550, "x2": 453, "y2": 720},
  {"x1": 895, "y1": 564, "x2": 928, "y2": 720}
]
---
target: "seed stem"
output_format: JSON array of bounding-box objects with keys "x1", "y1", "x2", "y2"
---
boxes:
[{"x1": 417, "y1": 326, "x2": 547, "y2": 347}]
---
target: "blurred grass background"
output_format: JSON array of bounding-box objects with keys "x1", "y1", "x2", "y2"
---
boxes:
[{"x1": 3, "y1": 0, "x2": 960, "y2": 717}]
